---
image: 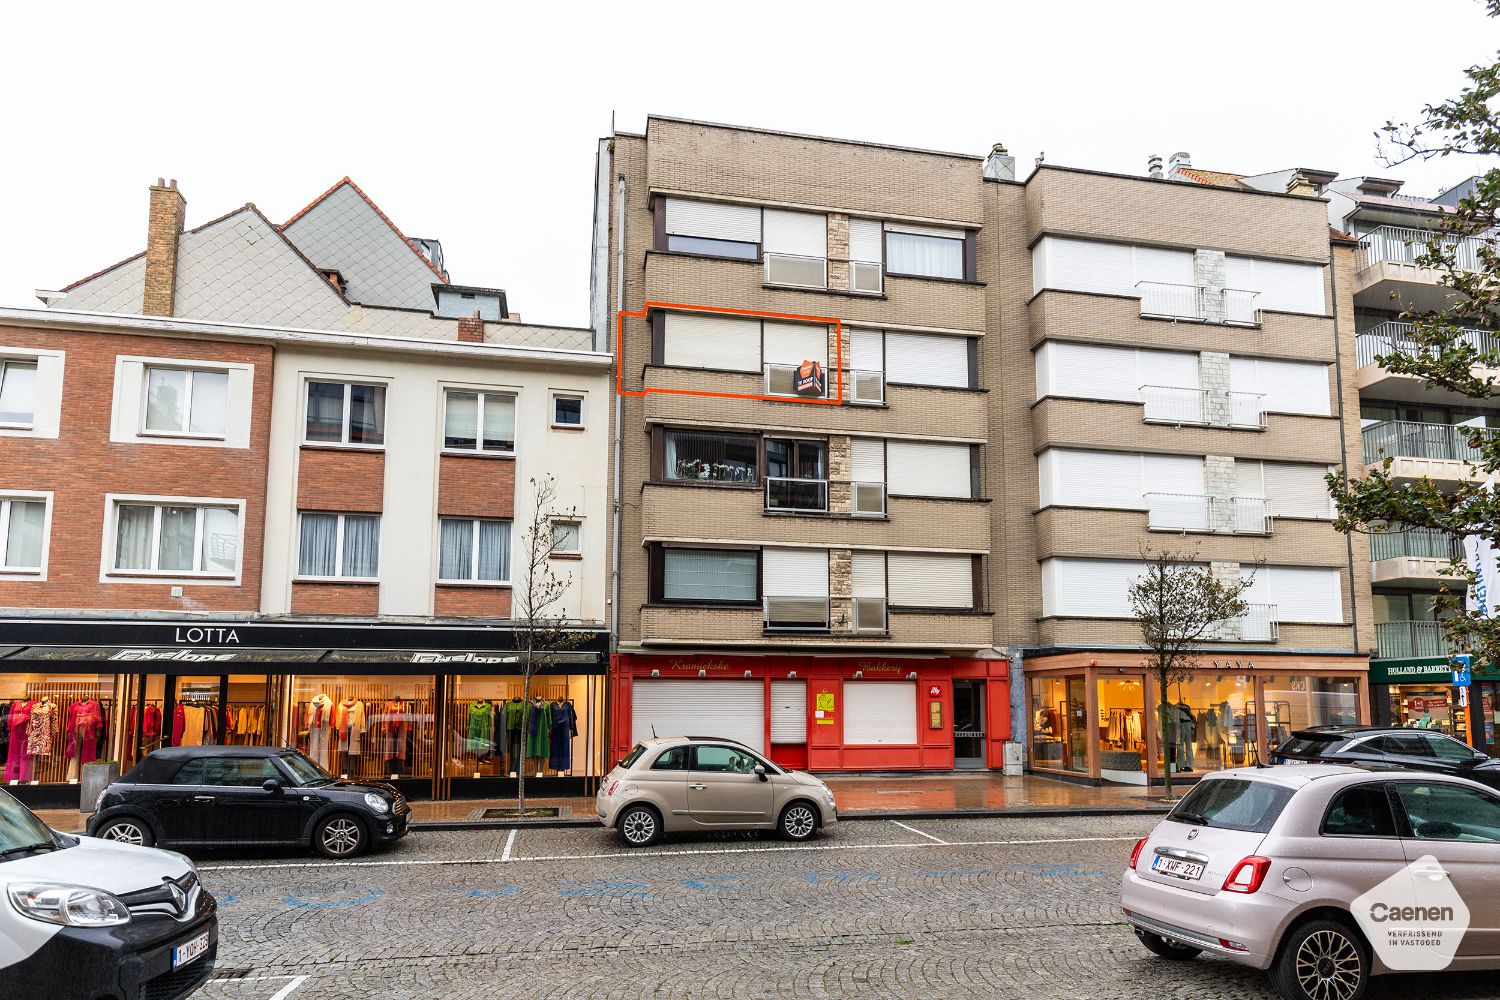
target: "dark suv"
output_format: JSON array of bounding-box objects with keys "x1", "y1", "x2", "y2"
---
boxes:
[
  {"x1": 1271, "y1": 724, "x2": 1500, "y2": 790},
  {"x1": 87, "y1": 746, "x2": 410, "y2": 858}
]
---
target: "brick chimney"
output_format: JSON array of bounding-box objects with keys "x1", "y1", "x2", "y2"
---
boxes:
[
  {"x1": 457, "y1": 310, "x2": 484, "y2": 343},
  {"x1": 143, "y1": 178, "x2": 186, "y2": 316}
]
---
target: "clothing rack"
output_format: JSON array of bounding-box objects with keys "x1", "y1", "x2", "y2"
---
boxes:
[
  {"x1": 8, "y1": 681, "x2": 115, "y2": 785},
  {"x1": 294, "y1": 680, "x2": 435, "y2": 782}
]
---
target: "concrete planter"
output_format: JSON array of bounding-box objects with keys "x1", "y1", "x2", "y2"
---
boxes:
[{"x1": 80, "y1": 761, "x2": 121, "y2": 814}]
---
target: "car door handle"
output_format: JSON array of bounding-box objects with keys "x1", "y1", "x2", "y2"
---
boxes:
[
  {"x1": 192, "y1": 795, "x2": 215, "y2": 802},
  {"x1": 689, "y1": 783, "x2": 707, "y2": 790}
]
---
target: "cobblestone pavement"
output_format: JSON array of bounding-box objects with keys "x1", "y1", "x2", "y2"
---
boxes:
[{"x1": 188, "y1": 815, "x2": 1500, "y2": 1000}]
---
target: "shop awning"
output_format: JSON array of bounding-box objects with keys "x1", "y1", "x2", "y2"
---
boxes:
[{"x1": 0, "y1": 646, "x2": 606, "y2": 674}]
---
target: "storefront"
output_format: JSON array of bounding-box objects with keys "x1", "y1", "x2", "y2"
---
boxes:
[
  {"x1": 0, "y1": 618, "x2": 609, "y2": 807},
  {"x1": 1024, "y1": 651, "x2": 1369, "y2": 785},
  {"x1": 1369, "y1": 656, "x2": 1500, "y2": 753},
  {"x1": 612, "y1": 652, "x2": 1011, "y2": 771}
]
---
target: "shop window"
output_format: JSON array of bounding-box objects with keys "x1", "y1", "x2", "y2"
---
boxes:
[
  {"x1": 1159, "y1": 674, "x2": 1254, "y2": 774},
  {"x1": 442, "y1": 674, "x2": 602, "y2": 780},
  {"x1": 1029, "y1": 675, "x2": 1087, "y2": 772},
  {"x1": 297, "y1": 512, "x2": 380, "y2": 579},
  {"x1": 1097, "y1": 677, "x2": 1147, "y2": 783},
  {"x1": 0, "y1": 674, "x2": 119, "y2": 786},
  {"x1": 1261, "y1": 675, "x2": 1360, "y2": 743},
  {"x1": 305, "y1": 380, "x2": 385, "y2": 446},
  {"x1": 110, "y1": 500, "x2": 241, "y2": 577},
  {"x1": 444, "y1": 390, "x2": 515, "y2": 454},
  {"x1": 142, "y1": 366, "x2": 229, "y2": 438},
  {"x1": 439, "y1": 518, "x2": 511, "y2": 582},
  {"x1": 291, "y1": 675, "x2": 434, "y2": 781}
]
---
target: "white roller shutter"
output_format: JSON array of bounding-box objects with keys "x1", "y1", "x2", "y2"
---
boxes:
[
  {"x1": 849, "y1": 218, "x2": 882, "y2": 264},
  {"x1": 1043, "y1": 238, "x2": 1135, "y2": 296},
  {"x1": 844, "y1": 681, "x2": 917, "y2": 745},
  {"x1": 663, "y1": 312, "x2": 760, "y2": 372},
  {"x1": 1234, "y1": 460, "x2": 1265, "y2": 498},
  {"x1": 1139, "y1": 349, "x2": 1200, "y2": 392},
  {"x1": 632, "y1": 679, "x2": 765, "y2": 751},
  {"x1": 1143, "y1": 454, "x2": 1204, "y2": 496},
  {"x1": 763, "y1": 547, "x2": 829, "y2": 597},
  {"x1": 888, "y1": 553, "x2": 973, "y2": 608},
  {"x1": 664, "y1": 199, "x2": 762, "y2": 243},
  {"x1": 762, "y1": 322, "x2": 828, "y2": 368},
  {"x1": 763, "y1": 209, "x2": 826, "y2": 257},
  {"x1": 885, "y1": 221, "x2": 964, "y2": 238},
  {"x1": 1040, "y1": 558, "x2": 1145, "y2": 618},
  {"x1": 1134, "y1": 246, "x2": 1194, "y2": 286},
  {"x1": 887, "y1": 441, "x2": 971, "y2": 498},
  {"x1": 1036, "y1": 342, "x2": 1139, "y2": 401},
  {"x1": 852, "y1": 551, "x2": 886, "y2": 597},
  {"x1": 1230, "y1": 358, "x2": 1331, "y2": 417},
  {"x1": 1031, "y1": 242, "x2": 1048, "y2": 296},
  {"x1": 770, "y1": 680, "x2": 807, "y2": 744},
  {"x1": 1247, "y1": 566, "x2": 1342, "y2": 624},
  {"x1": 1263, "y1": 463, "x2": 1334, "y2": 519},
  {"x1": 849, "y1": 329, "x2": 883, "y2": 371},
  {"x1": 1041, "y1": 449, "x2": 1142, "y2": 509},
  {"x1": 1258, "y1": 260, "x2": 1325, "y2": 315},
  {"x1": 885, "y1": 332, "x2": 969, "y2": 388},
  {"x1": 851, "y1": 438, "x2": 885, "y2": 482}
]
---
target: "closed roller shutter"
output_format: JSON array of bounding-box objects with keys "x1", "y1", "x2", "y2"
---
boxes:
[
  {"x1": 1263, "y1": 463, "x2": 1334, "y2": 519},
  {"x1": 1134, "y1": 246, "x2": 1194, "y2": 286},
  {"x1": 1234, "y1": 460, "x2": 1265, "y2": 498},
  {"x1": 762, "y1": 322, "x2": 828, "y2": 368},
  {"x1": 632, "y1": 679, "x2": 764, "y2": 751},
  {"x1": 885, "y1": 332, "x2": 969, "y2": 388},
  {"x1": 763, "y1": 209, "x2": 826, "y2": 257},
  {"x1": 1230, "y1": 358, "x2": 1331, "y2": 417},
  {"x1": 852, "y1": 551, "x2": 886, "y2": 597},
  {"x1": 1140, "y1": 348, "x2": 1200, "y2": 393},
  {"x1": 1243, "y1": 566, "x2": 1342, "y2": 624},
  {"x1": 664, "y1": 199, "x2": 762, "y2": 243},
  {"x1": 1044, "y1": 237, "x2": 1134, "y2": 296},
  {"x1": 851, "y1": 438, "x2": 884, "y2": 482},
  {"x1": 1226, "y1": 257, "x2": 1326, "y2": 315},
  {"x1": 770, "y1": 680, "x2": 807, "y2": 744},
  {"x1": 844, "y1": 681, "x2": 917, "y2": 745},
  {"x1": 663, "y1": 312, "x2": 760, "y2": 372},
  {"x1": 763, "y1": 548, "x2": 829, "y2": 597},
  {"x1": 1036, "y1": 342, "x2": 1139, "y2": 401},
  {"x1": 849, "y1": 329, "x2": 883, "y2": 371},
  {"x1": 849, "y1": 218, "x2": 882, "y2": 264},
  {"x1": 886, "y1": 441, "x2": 970, "y2": 498},
  {"x1": 1041, "y1": 558, "x2": 1144, "y2": 618},
  {"x1": 1040, "y1": 449, "x2": 1141, "y2": 509},
  {"x1": 888, "y1": 553, "x2": 972, "y2": 608}
]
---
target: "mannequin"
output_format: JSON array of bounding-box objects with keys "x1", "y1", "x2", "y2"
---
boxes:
[
  {"x1": 5, "y1": 700, "x2": 34, "y2": 782},
  {"x1": 549, "y1": 698, "x2": 578, "y2": 772},
  {"x1": 1175, "y1": 699, "x2": 1196, "y2": 771},
  {"x1": 306, "y1": 693, "x2": 335, "y2": 769},
  {"x1": 527, "y1": 697, "x2": 551, "y2": 774},
  {"x1": 504, "y1": 697, "x2": 525, "y2": 776}
]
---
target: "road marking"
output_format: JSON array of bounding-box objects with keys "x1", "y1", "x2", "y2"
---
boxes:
[
  {"x1": 270, "y1": 976, "x2": 309, "y2": 1000},
  {"x1": 207, "y1": 973, "x2": 309, "y2": 997},
  {"x1": 198, "y1": 835, "x2": 1138, "y2": 872},
  {"x1": 501, "y1": 829, "x2": 517, "y2": 862},
  {"x1": 890, "y1": 820, "x2": 949, "y2": 845}
]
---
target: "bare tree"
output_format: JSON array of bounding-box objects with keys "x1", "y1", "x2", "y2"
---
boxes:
[
  {"x1": 512, "y1": 476, "x2": 588, "y2": 815},
  {"x1": 1128, "y1": 549, "x2": 1257, "y2": 798}
]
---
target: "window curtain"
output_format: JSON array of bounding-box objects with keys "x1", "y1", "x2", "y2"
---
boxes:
[
  {"x1": 158, "y1": 506, "x2": 198, "y2": 571},
  {"x1": 200, "y1": 507, "x2": 239, "y2": 573},
  {"x1": 145, "y1": 368, "x2": 188, "y2": 432},
  {"x1": 666, "y1": 431, "x2": 757, "y2": 482},
  {"x1": 886, "y1": 232, "x2": 963, "y2": 279},
  {"x1": 348, "y1": 385, "x2": 385, "y2": 445},
  {"x1": 114, "y1": 504, "x2": 155, "y2": 570},
  {"x1": 482, "y1": 395, "x2": 515, "y2": 450},
  {"x1": 342, "y1": 515, "x2": 380, "y2": 577},
  {"x1": 0, "y1": 361, "x2": 36, "y2": 424},
  {"x1": 439, "y1": 519, "x2": 473, "y2": 579},
  {"x1": 305, "y1": 382, "x2": 345, "y2": 442},
  {"x1": 298, "y1": 513, "x2": 338, "y2": 576},
  {"x1": 2, "y1": 501, "x2": 44, "y2": 568},
  {"x1": 478, "y1": 520, "x2": 510, "y2": 581},
  {"x1": 189, "y1": 371, "x2": 229, "y2": 435},
  {"x1": 444, "y1": 391, "x2": 478, "y2": 449},
  {"x1": 664, "y1": 549, "x2": 756, "y2": 601}
]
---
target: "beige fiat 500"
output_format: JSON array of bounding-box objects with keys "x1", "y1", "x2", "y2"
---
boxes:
[{"x1": 596, "y1": 737, "x2": 838, "y2": 846}]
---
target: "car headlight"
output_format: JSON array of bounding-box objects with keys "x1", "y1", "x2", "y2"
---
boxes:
[
  {"x1": 9, "y1": 884, "x2": 131, "y2": 927},
  {"x1": 364, "y1": 793, "x2": 390, "y2": 814}
]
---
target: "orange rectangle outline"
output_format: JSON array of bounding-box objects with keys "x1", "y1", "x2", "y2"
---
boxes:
[{"x1": 616, "y1": 301, "x2": 844, "y2": 405}]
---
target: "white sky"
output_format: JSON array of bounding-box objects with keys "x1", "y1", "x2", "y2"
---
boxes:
[{"x1": 3, "y1": 0, "x2": 1497, "y2": 328}]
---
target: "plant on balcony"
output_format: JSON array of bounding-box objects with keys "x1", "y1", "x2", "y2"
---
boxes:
[
  {"x1": 1128, "y1": 549, "x2": 1256, "y2": 799},
  {"x1": 1331, "y1": 0, "x2": 1500, "y2": 664}
]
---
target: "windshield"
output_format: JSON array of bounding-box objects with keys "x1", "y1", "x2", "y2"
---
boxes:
[
  {"x1": 278, "y1": 752, "x2": 334, "y2": 786},
  {"x1": 1168, "y1": 778, "x2": 1295, "y2": 834},
  {"x1": 0, "y1": 788, "x2": 55, "y2": 854},
  {"x1": 1276, "y1": 736, "x2": 1349, "y2": 758}
]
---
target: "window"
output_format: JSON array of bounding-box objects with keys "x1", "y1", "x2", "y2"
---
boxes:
[
  {"x1": 305, "y1": 381, "x2": 385, "y2": 446},
  {"x1": 1394, "y1": 781, "x2": 1500, "y2": 843},
  {"x1": 662, "y1": 199, "x2": 761, "y2": 260},
  {"x1": 0, "y1": 359, "x2": 37, "y2": 427},
  {"x1": 1166, "y1": 778, "x2": 1295, "y2": 834},
  {"x1": 550, "y1": 520, "x2": 581, "y2": 555},
  {"x1": 692, "y1": 745, "x2": 759, "y2": 774},
  {"x1": 0, "y1": 498, "x2": 46, "y2": 573},
  {"x1": 439, "y1": 518, "x2": 511, "y2": 582},
  {"x1": 552, "y1": 394, "x2": 584, "y2": 428},
  {"x1": 1424, "y1": 734, "x2": 1484, "y2": 763},
  {"x1": 297, "y1": 512, "x2": 380, "y2": 579},
  {"x1": 444, "y1": 390, "x2": 515, "y2": 453},
  {"x1": 1368, "y1": 733, "x2": 1431, "y2": 757},
  {"x1": 765, "y1": 438, "x2": 827, "y2": 512},
  {"x1": 885, "y1": 227, "x2": 965, "y2": 279},
  {"x1": 661, "y1": 547, "x2": 758, "y2": 604},
  {"x1": 650, "y1": 746, "x2": 691, "y2": 771},
  {"x1": 664, "y1": 430, "x2": 758, "y2": 483},
  {"x1": 112, "y1": 502, "x2": 240, "y2": 576},
  {"x1": 173, "y1": 756, "x2": 282, "y2": 787},
  {"x1": 143, "y1": 367, "x2": 228, "y2": 437},
  {"x1": 1322, "y1": 784, "x2": 1398, "y2": 837}
]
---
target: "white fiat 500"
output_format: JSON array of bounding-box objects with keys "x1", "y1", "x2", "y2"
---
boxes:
[{"x1": 0, "y1": 787, "x2": 218, "y2": 1000}]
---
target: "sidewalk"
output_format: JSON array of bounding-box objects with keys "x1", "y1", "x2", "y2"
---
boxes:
[{"x1": 35, "y1": 773, "x2": 1168, "y2": 834}]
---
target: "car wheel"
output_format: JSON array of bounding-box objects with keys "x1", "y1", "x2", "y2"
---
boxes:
[
  {"x1": 314, "y1": 814, "x2": 368, "y2": 859},
  {"x1": 1270, "y1": 919, "x2": 1368, "y2": 1000},
  {"x1": 778, "y1": 801, "x2": 819, "y2": 841},
  {"x1": 617, "y1": 805, "x2": 661, "y2": 847},
  {"x1": 1133, "y1": 928, "x2": 1201, "y2": 961},
  {"x1": 96, "y1": 817, "x2": 154, "y2": 848}
]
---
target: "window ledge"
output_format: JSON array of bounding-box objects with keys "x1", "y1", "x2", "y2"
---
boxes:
[
  {"x1": 0, "y1": 570, "x2": 43, "y2": 578},
  {"x1": 549, "y1": 552, "x2": 583, "y2": 560},
  {"x1": 886, "y1": 273, "x2": 986, "y2": 288},
  {"x1": 0, "y1": 422, "x2": 36, "y2": 432},
  {"x1": 293, "y1": 577, "x2": 380, "y2": 586},
  {"x1": 300, "y1": 442, "x2": 386, "y2": 453},
  {"x1": 644, "y1": 601, "x2": 759, "y2": 611},
  {"x1": 137, "y1": 431, "x2": 228, "y2": 443},
  {"x1": 886, "y1": 494, "x2": 991, "y2": 504},
  {"x1": 436, "y1": 580, "x2": 513, "y2": 589},
  {"x1": 107, "y1": 571, "x2": 237, "y2": 582},
  {"x1": 646, "y1": 479, "x2": 759, "y2": 491},
  {"x1": 759, "y1": 282, "x2": 888, "y2": 302},
  {"x1": 888, "y1": 607, "x2": 993, "y2": 616},
  {"x1": 441, "y1": 449, "x2": 516, "y2": 460},
  {"x1": 883, "y1": 382, "x2": 986, "y2": 394},
  {"x1": 549, "y1": 424, "x2": 587, "y2": 431}
]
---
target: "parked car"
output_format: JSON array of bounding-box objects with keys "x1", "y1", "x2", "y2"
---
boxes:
[
  {"x1": 1122, "y1": 763, "x2": 1500, "y2": 1000},
  {"x1": 0, "y1": 785, "x2": 217, "y2": 999},
  {"x1": 597, "y1": 736, "x2": 837, "y2": 846},
  {"x1": 88, "y1": 746, "x2": 410, "y2": 858},
  {"x1": 1272, "y1": 725, "x2": 1500, "y2": 790}
]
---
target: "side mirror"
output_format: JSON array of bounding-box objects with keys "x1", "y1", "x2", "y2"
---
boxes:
[
  {"x1": 262, "y1": 778, "x2": 282, "y2": 793},
  {"x1": 754, "y1": 764, "x2": 768, "y2": 782}
]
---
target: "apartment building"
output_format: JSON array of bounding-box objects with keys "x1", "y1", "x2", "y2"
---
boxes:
[
  {"x1": 0, "y1": 179, "x2": 610, "y2": 804},
  {"x1": 601, "y1": 121, "x2": 1374, "y2": 783}
]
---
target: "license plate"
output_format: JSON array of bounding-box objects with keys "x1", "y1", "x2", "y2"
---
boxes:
[
  {"x1": 1152, "y1": 856, "x2": 1205, "y2": 881},
  {"x1": 172, "y1": 932, "x2": 210, "y2": 970}
]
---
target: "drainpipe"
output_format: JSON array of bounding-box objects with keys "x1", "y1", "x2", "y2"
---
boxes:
[{"x1": 1328, "y1": 242, "x2": 1362, "y2": 659}]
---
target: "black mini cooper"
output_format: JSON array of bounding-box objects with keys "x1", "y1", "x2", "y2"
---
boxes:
[{"x1": 87, "y1": 746, "x2": 410, "y2": 858}]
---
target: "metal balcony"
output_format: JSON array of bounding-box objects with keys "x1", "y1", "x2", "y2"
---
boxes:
[
  {"x1": 1136, "y1": 281, "x2": 1262, "y2": 326},
  {"x1": 1208, "y1": 603, "x2": 1280, "y2": 642},
  {"x1": 1369, "y1": 528, "x2": 1462, "y2": 562},
  {"x1": 1140, "y1": 385, "x2": 1265, "y2": 429},
  {"x1": 1362, "y1": 420, "x2": 1491, "y2": 465},
  {"x1": 1355, "y1": 320, "x2": 1500, "y2": 369},
  {"x1": 1356, "y1": 225, "x2": 1489, "y2": 272},
  {"x1": 1375, "y1": 620, "x2": 1449, "y2": 660},
  {"x1": 1144, "y1": 494, "x2": 1273, "y2": 535}
]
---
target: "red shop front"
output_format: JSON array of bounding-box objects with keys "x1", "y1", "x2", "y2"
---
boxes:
[{"x1": 611, "y1": 653, "x2": 1011, "y2": 771}]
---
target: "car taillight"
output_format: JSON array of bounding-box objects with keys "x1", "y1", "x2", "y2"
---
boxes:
[
  {"x1": 607, "y1": 780, "x2": 619, "y2": 796},
  {"x1": 1222, "y1": 856, "x2": 1272, "y2": 894},
  {"x1": 1128, "y1": 837, "x2": 1147, "y2": 872}
]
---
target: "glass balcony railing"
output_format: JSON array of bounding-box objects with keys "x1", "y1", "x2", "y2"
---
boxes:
[
  {"x1": 764, "y1": 595, "x2": 830, "y2": 631},
  {"x1": 1356, "y1": 225, "x2": 1489, "y2": 272},
  {"x1": 1375, "y1": 620, "x2": 1449, "y2": 660},
  {"x1": 1369, "y1": 528, "x2": 1462, "y2": 562},
  {"x1": 1362, "y1": 420, "x2": 1492, "y2": 464},
  {"x1": 1355, "y1": 320, "x2": 1500, "y2": 369},
  {"x1": 764, "y1": 477, "x2": 828, "y2": 513}
]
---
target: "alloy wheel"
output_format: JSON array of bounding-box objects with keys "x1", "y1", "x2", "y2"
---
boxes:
[
  {"x1": 1294, "y1": 928, "x2": 1362, "y2": 1000},
  {"x1": 783, "y1": 805, "x2": 816, "y2": 839},
  {"x1": 100, "y1": 821, "x2": 145, "y2": 846},
  {"x1": 621, "y1": 809, "x2": 656, "y2": 845},
  {"x1": 321, "y1": 818, "x2": 363, "y2": 856}
]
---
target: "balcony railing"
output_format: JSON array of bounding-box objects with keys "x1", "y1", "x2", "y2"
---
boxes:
[
  {"x1": 765, "y1": 477, "x2": 828, "y2": 513},
  {"x1": 764, "y1": 252, "x2": 828, "y2": 289},
  {"x1": 1136, "y1": 282, "x2": 1262, "y2": 326},
  {"x1": 1369, "y1": 527, "x2": 1462, "y2": 562},
  {"x1": 1145, "y1": 494, "x2": 1273, "y2": 535},
  {"x1": 1208, "y1": 603, "x2": 1280, "y2": 642},
  {"x1": 1140, "y1": 385, "x2": 1266, "y2": 429},
  {"x1": 1362, "y1": 420, "x2": 1491, "y2": 465},
  {"x1": 1356, "y1": 225, "x2": 1490, "y2": 272},
  {"x1": 1355, "y1": 320, "x2": 1500, "y2": 368},
  {"x1": 764, "y1": 595, "x2": 830, "y2": 631},
  {"x1": 1375, "y1": 620, "x2": 1449, "y2": 660},
  {"x1": 764, "y1": 363, "x2": 830, "y2": 398},
  {"x1": 853, "y1": 597, "x2": 888, "y2": 632}
]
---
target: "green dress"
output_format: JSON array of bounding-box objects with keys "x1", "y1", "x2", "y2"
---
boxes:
[{"x1": 526, "y1": 700, "x2": 552, "y2": 758}]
